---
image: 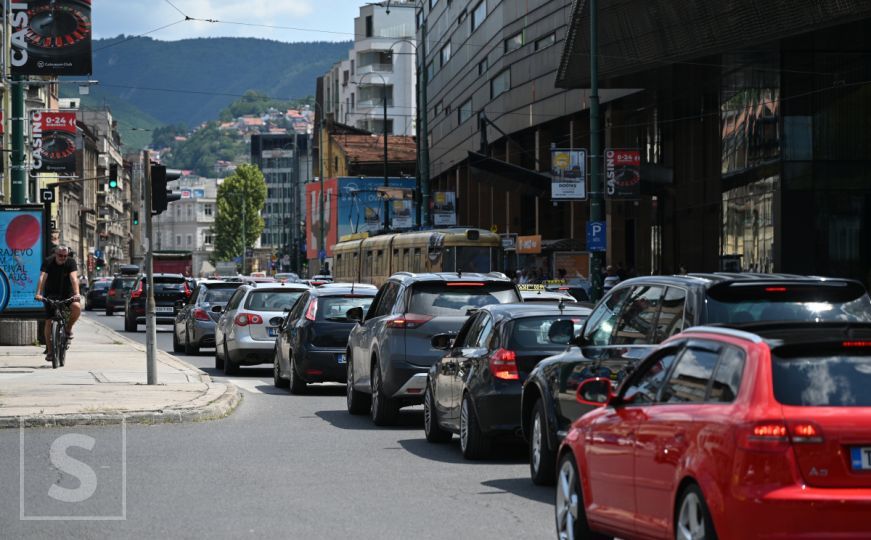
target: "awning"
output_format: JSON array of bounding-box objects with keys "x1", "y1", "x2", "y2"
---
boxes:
[
  {"x1": 557, "y1": 0, "x2": 871, "y2": 88},
  {"x1": 468, "y1": 151, "x2": 551, "y2": 195}
]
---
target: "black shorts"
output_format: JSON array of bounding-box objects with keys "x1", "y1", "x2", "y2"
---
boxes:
[{"x1": 43, "y1": 296, "x2": 66, "y2": 318}]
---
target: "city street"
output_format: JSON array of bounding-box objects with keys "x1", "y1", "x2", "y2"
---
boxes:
[{"x1": 0, "y1": 312, "x2": 553, "y2": 538}]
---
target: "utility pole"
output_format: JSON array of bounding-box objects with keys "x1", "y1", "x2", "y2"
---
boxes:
[
  {"x1": 11, "y1": 75, "x2": 26, "y2": 204},
  {"x1": 588, "y1": 0, "x2": 604, "y2": 302},
  {"x1": 419, "y1": 20, "x2": 430, "y2": 228},
  {"x1": 143, "y1": 152, "x2": 157, "y2": 385},
  {"x1": 383, "y1": 83, "x2": 389, "y2": 233},
  {"x1": 241, "y1": 192, "x2": 246, "y2": 275}
]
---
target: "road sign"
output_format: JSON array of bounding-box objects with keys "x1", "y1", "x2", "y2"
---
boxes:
[
  {"x1": 319, "y1": 249, "x2": 326, "y2": 262},
  {"x1": 587, "y1": 221, "x2": 606, "y2": 252},
  {"x1": 40, "y1": 188, "x2": 54, "y2": 203},
  {"x1": 94, "y1": 249, "x2": 103, "y2": 259}
]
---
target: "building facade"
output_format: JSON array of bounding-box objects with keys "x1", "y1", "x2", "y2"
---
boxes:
[{"x1": 153, "y1": 176, "x2": 218, "y2": 277}]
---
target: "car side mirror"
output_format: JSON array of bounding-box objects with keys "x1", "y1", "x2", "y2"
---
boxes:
[
  {"x1": 570, "y1": 334, "x2": 587, "y2": 347},
  {"x1": 346, "y1": 306, "x2": 364, "y2": 323},
  {"x1": 576, "y1": 377, "x2": 616, "y2": 407},
  {"x1": 431, "y1": 333, "x2": 456, "y2": 350},
  {"x1": 211, "y1": 305, "x2": 224, "y2": 313},
  {"x1": 269, "y1": 316, "x2": 284, "y2": 327}
]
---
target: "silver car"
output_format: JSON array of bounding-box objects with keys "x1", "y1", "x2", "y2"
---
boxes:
[{"x1": 214, "y1": 282, "x2": 310, "y2": 375}]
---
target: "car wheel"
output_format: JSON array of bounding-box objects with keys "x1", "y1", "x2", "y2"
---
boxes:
[
  {"x1": 459, "y1": 393, "x2": 491, "y2": 460},
  {"x1": 273, "y1": 347, "x2": 289, "y2": 389},
  {"x1": 423, "y1": 381, "x2": 452, "y2": 443},
  {"x1": 530, "y1": 399, "x2": 556, "y2": 485},
  {"x1": 184, "y1": 329, "x2": 199, "y2": 355},
  {"x1": 676, "y1": 484, "x2": 717, "y2": 540},
  {"x1": 214, "y1": 337, "x2": 225, "y2": 370},
  {"x1": 124, "y1": 313, "x2": 136, "y2": 332},
  {"x1": 346, "y1": 352, "x2": 370, "y2": 415},
  {"x1": 172, "y1": 328, "x2": 183, "y2": 353},
  {"x1": 105, "y1": 307, "x2": 113, "y2": 316},
  {"x1": 370, "y1": 361, "x2": 398, "y2": 426},
  {"x1": 556, "y1": 452, "x2": 608, "y2": 540},
  {"x1": 223, "y1": 340, "x2": 239, "y2": 375},
  {"x1": 288, "y1": 354, "x2": 307, "y2": 395}
]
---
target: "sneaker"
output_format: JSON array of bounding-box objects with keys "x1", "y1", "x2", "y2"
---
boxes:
[{"x1": 45, "y1": 351, "x2": 53, "y2": 362}]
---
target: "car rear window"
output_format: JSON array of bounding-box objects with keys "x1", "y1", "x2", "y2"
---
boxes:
[
  {"x1": 772, "y1": 353, "x2": 871, "y2": 407},
  {"x1": 318, "y1": 295, "x2": 375, "y2": 321},
  {"x1": 705, "y1": 282, "x2": 871, "y2": 324},
  {"x1": 508, "y1": 316, "x2": 583, "y2": 350},
  {"x1": 244, "y1": 290, "x2": 304, "y2": 311},
  {"x1": 112, "y1": 277, "x2": 138, "y2": 290},
  {"x1": 203, "y1": 287, "x2": 238, "y2": 304},
  {"x1": 408, "y1": 282, "x2": 520, "y2": 316},
  {"x1": 91, "y1": 281, "x2": 111, "y2": 290}
]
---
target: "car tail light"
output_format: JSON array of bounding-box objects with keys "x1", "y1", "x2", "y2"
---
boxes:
[
  {"x1": 306, "y1": 368, "x2": 323, "y2": 376},
  {"x1": 193, "y1": 308, "x2": 210, "y2": 321},
  {"x1": 765, "y1": 286, "x2": 788, "y2": 293},
  {"x1": 385, "y1": 314, "x2": 433, "y2": 329},
  {"x1": 130, "y1": 280, "x2": 144, "y2": 299},
  {"x1": 184, "y1": 281, "x2": 192, "y2": 297},
  {"x1": 108, "y1": 288, "x2": 116, "y2": 297},
  {"x1": 305, "y1": 298, "x2": 318, "y2": 321},
  {"x1": 842, "y1": 341, "x2": 871, "y2": 348},
  {"x1": 739, "y1": 421, "x2": 824, "y2": 450},
  {"x1": 789, "y1": 422, "x2": 824, "y2": 444},
  {"x1": 446, "y1": 282, "x2": 485, "y2": 286},
  {"x1": 489, "y1": 348, "x2": 519, "y2": 380},
  {"x1": 234, "y1": 313, "x2": 263, "y2": 326}
]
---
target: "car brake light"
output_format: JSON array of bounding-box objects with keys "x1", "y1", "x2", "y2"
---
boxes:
[
  {"x1": 739, "y1": 421, "x2": 824, "y2": 450},
  {"x1": 765, "y1": 287, "x2": 788, "y2": 292},
  {"x1": 234, "y1": 313, "x2": 263, "y2": 326},
  {"x1": 489, "y1": 348, "x2": 519, "y2": 380},
  {"x1": 446, "y1": 282, "x2": 485, "y2": 286},
  {"x1": 789, "y1": 422, "x2": 824, "y2": 444},
  {"x1": 842, "y1": 341, "x2": 871, "y2": 348},
  {"x1": 385, "y1": 313, "x2": 433, "y2": 329},
  {"x1": 108, "y1": 288, "x2": 116, "y2": 297},
  {"x1": 305, "y1": 298, "x2": 318, "y2": 321},
  {"x1": 130, "y1": 281, "x2": 144, "y2": 299},
  {"x1": 193, "y1": 308, "x2": 210, "y2": 321}
]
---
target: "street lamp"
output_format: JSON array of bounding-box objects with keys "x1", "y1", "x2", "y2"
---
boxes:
[{"x1": 355, "y1": 72, "x2": 390, "y2": 233}]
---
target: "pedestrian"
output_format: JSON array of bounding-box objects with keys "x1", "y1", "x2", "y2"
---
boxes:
[
  {"x1": 557, "y1": 268, "x2": 567, "y2": 282},
  {"x1": 603, "y1": 265, "x2": 620, "y2": 292},
  {"x1": 34, "y1": 246, "x2": 82, "y2": 361}
]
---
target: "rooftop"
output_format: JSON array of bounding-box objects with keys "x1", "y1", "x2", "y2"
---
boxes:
[{"x1": 334, "y1": 133, "x2": 416, "y2": 164}]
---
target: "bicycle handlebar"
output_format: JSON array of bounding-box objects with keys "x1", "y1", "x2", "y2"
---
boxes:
[{"x1": 43, "y1": 297, "x2": 78, "y2": 306}]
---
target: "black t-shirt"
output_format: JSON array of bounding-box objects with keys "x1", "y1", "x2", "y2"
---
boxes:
[{"x1": 41, "y1": 256, "x2": 78, "y2": 298}]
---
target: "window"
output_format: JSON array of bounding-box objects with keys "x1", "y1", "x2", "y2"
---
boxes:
[
  {"x1": 583, "y1": 287, "x2": 631, "y2": 346},
  {"x1": 365, "y1": 15, "x2": 373, "y2": 38},
  {"x1": 660, "y1": 347, "x2": 720, "y2": 403},
  {"x1": 772, "y1": 352, "x2": 871, "y2": 407},
  {"x1": 187, "y1": 205, "x2": 192, "y2": 219},
  {"x1": 204, "y1": 204, "x2": 213, "y2": 217},
  {"x1": 622, "y1": 349, "x2": 681, "y2": 404},
  {"x1": 416, "y1": 9, "x2": 423, "y2": 29},
  {"x1": 504, "y1": 31, "x2": 523, "y2": 53},
  {"x1": 654, "y1": 287, "x2": 686, "y2": 341},
  {"x1": 709, "y1": 347, "x2": 745, "y2": 402},
  {"x1": 430, "y1": 0, "x2": 438, "y2": 8},
  {"x1": 612, "y1": 286, "x2": 665, "y2": 345},
  {"x1": 440, "y1": 42, "x2": 451, "y2": 67},
  {"x1": 427, "y1": 61, "x2": 435, "y2": 80},
  {"x1": 434, "y1": 101, "x2": 442, "y2": 117},
  {"x1": 175, "y1": 235, "x2": 182, "y2": 246},
  {"x1": 351, "y1": 92, "x2": 355, "y2": 109},
  {"x1": 471, "y1": 1, "x2": 486, "y2": 32},
  {"x1": 457, "y1": 98, "x2": 473, "y2": 124},
  {"x1": 186, "y1": 234, "x2": 193, "y2": 247},
  {"x1": 204, "y1": 233, "x2": 213, "y2": 245},
  {"x1": 373, "y1": 282, "x2": 400, "y2": 318},
  {"x1": 472, "y1": 314, "x2": 495, "y2": 348},
  {"x1": 535, "y1": 33, "x2": 556, "y2": 51},
  {"x1": 490, "y1": 69, "x2": 510, "y2": 99},
  {"x1": 478, "y1": 58, "x2": 488, "y2": 76},
  {"x1": 350, "y1": 59, "x2": 355, "y2": 75}
]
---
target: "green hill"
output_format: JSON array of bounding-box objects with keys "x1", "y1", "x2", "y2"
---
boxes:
[{"x1": 59, "y1": 86, "x2": 163, "y2": 151}]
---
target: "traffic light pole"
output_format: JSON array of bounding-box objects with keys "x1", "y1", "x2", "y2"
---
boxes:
[
  {"x1": 588, "y1": 0, "x2": 604, "y2": 302},
  {"x1": 143, "y1": 151, "x2": 157, "y2": 385}
]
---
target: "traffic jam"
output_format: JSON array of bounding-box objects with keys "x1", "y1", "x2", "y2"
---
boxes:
[{"x1": 139, "y1": 243, "x2": 870, "y2": 540}]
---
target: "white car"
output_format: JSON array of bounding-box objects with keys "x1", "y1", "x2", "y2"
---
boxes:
[
  {"x1": 519, "y1": 289, "x2": 579, "y2": 304},
  {"x1": 214, "y1": 282, "x2": 310, "y2": 374}
]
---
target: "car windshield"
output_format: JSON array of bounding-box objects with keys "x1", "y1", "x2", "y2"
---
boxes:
[
  {"x1": 318, "y1": 295, "x2": 375, "y2": 321},
  {"x1": 244, "y1": 290, "x2": 305, "y2": 311},
  {"x1": 203, "y1": 287, "x2": 238, "y2": 304},
  {"x1": 441, "y1": 247, "x2": 492, "y2": 273},
  {"x1": 409, "y1": 282, "x2": 520, "y2": 316},
  {"x1": 772, "y1": 353, "x2": 871, "y2": 407},
  {"x1": 705, "y1": 283, "x2": 871, "y2": 324},
  {"x1": 508, "y1": 316, "x2": 585, "y2": 350},
  {"x1": 114, "y1": 277, "x2": 138, "y2": 290}
]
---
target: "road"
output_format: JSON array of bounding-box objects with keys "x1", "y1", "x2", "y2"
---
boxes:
[{"x1": 0, "y1": 311, "x2": 555, "y2": 539}]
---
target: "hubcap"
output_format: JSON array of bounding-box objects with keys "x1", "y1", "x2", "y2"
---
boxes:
[
  {"x1": 346, "y1": 358, "x2": 353, "y2": 405},
  {"x1": 460, "y1": 398, "x2": 469, "y2": 452},
  {"x1": 677, "y1": 492, "x2": 706, "y2": 540},
  {"x1": 532, "y1": 414, "x2": 542, "y2": 472},
  {"x1": 371, "y1": 368, "x2": 380, "y2": 416},
  {"x1": 556, "y1": 459, "x2": 579, "y2": 540},
  {"x1": 424, "y1": 386, "x2": 432, "y2": 433},
  {"x1": 273, "y1": 354, "x2": 279, "y2": 381}
]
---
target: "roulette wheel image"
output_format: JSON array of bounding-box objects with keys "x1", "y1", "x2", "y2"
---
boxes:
[
  {"x1": 17, "y1": 0, "x2": 92, "y2": 76},
  {"x1": 41, "y1": 130, "x2": 76, "y2": 172}
]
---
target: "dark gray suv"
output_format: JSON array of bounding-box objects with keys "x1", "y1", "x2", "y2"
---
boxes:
[{"x1": 345, "y1": 272, "x2": 521, "y2": 425}]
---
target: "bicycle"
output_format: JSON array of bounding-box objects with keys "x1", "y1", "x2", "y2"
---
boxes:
[{"x1": 44, "y1": 297, "x2": 76, "y2": 369}]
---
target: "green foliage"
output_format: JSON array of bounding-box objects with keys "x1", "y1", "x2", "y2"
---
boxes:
[
  {"x1": 218, "y1": 90, "x2": 314, "y2": 121},
  {"x1": 213, "y1": 164, "x2": 268, "y2": 262},
  {"x1": 162, "y1": 122, "x2": 246, "y2": 177},
  {"x1": 150, "y1": 123, "x2": 189, "y2": 149}
]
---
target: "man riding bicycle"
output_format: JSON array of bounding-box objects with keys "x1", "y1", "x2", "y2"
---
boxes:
[{"x1": 35, "y1": 246, "x2": 82, "y2": 361}]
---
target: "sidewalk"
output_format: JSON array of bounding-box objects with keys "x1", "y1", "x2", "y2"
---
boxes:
[{"x1": 0, "y1": 316, "x2": 240, "y2": 428}]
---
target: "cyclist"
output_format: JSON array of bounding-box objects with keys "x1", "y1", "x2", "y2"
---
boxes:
[{"x1": 34, "y1": 246, "x2": 82, "y2": 361}]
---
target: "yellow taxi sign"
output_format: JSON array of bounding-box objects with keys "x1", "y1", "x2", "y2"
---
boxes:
[{"x1": 518, "y1": 284, "x2": 546, "y2": 291}]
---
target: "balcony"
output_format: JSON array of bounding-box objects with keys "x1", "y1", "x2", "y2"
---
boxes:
[
  {"x1": 357, "y1": 98, "x2": 395, "y2": 109},
  {"x1": 357, "y1": 63, "x2": 394, "y2": 75}
]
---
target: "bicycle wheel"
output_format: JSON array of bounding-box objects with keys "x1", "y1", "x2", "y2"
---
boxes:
[
  {"x1": 51, "y1": 321, "x2": 60, "y2": 369},
  {"x1": 58, "y1": 325, "x2": 67, "y2": 367}
]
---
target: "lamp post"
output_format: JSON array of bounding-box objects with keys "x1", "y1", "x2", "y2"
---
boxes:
[{"x1": 356, "y1": 72, "x2": 390, "y2": 233}]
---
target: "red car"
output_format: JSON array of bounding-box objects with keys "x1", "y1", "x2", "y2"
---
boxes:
[{"x1": 557, "y1": 323, "x2": 871, "y2": 540}]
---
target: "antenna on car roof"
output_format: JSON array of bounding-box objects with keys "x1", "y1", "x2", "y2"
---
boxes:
[
  {"x1": 457, "y1": 269, "x2": 462, "y2": 278},
  {"x1": 558, "y1": 299, "x2": 566, "y2": 313},
  {"x1": 351, "y1": 282, "x2": 355, "y2": 295}
]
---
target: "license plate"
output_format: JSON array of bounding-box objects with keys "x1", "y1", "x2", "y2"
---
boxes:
[
  {"x1": 267, "y1": 327, "x2": 278, "y2": 337},
  {"x1": 336, "y1": 353, "x2": 346, "y2": 364},
  {"x1": 155, "y1": 307, "x2": 174, "y2": 313},
  {"x1": 850, "y1": 447, "x2": 871, "y2": 470}
]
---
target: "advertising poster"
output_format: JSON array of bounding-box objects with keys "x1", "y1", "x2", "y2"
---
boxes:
[
  {"x1": 432, "y1": 191, "x2": 457, "y2": 226},
  {"x1": 10, "y1": 0, "x2": 93, "y2": 76},
  {"x1": 305, "y1": 178, "x2": 338, "y2": 260},
  {"x1": 336, "y1": 177, "x2": 417, "y2": 239},
  {"x1": 31, "y1": 110, "x2": 77, "y2": 176},
  {"x1": 391, "y1": 200, "x2": 413, "y2": 229},
  {"x1": 0, "y1": 208, "x2": 45, "y2": 313},
  {"x1": 517, "y1": 235, "x2": 542, "y2": 254},
  {"x1": 550, "y1": 148, "x2": 587, "y2": 200},
  {"x1": 605, "y1": 148, "x2": 641, "y2": 199}
]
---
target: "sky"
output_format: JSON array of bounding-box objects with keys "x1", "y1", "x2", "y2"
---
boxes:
[{"x1": 93, "y1": 0, "x2": 365, "y2": 43}]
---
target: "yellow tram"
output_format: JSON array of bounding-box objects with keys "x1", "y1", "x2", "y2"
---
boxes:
[{"x1": 332, "y1": 228, "x2": 502, "y2": 287}]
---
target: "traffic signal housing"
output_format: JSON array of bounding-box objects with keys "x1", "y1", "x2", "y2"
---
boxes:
[
  {"x1": 150, "y1": 164, "x2": 183, "y2": 215},
  {"x1": 133, "y1": 211, "x2": 140, "y2": 226},
  {"x1": 108, "y1": 164, "x2": 119, "y2": 189}
]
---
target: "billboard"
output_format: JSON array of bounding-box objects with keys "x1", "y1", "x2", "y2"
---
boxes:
[
  {"x1": 605, "y1": 148, "x2": 641, "y2": 199},
  {"x1": 551, "y1": 148, "x2": 587, "y2": 200},
  {"x1": 31, "y1": 110, "x2": 77, "y2": 176},
  {"x1": 337, "y1": 177, "x2": 417, "y2": 239},
  {"x1": 10, "y1": 0, "x2": 93, "y2": 76},
  {"x1": 432, "y1": 191, "x2": 457, "y2": 226},
  {"x1": 0, "y1": 207, "x2": 46, "y2": 313},
  {"x1": 306, "y1": 178, "x2": 338, "y2": 260}
]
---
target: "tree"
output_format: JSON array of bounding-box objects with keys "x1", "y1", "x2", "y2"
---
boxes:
[{"x1": 213, "y1": 164, "x2": 268, "y2": 269}]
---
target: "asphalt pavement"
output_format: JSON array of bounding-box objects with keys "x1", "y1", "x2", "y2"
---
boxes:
[{"x1": 0, "y1": 311, "x2": 555, "y2": 539}]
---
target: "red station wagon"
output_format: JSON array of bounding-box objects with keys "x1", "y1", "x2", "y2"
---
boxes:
[{"x1": 557, "y1": 323, "x2": 871, "y2": 540}]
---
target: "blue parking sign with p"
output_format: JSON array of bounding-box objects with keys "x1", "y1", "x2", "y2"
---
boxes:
[{"x1": 587, "y1": 221, "x2": 606, "y2": 252}]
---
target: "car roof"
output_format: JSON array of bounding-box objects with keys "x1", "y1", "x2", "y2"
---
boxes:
[
  {"x1": 151, "y1": 273, "x2": 185, "y2": 279},
  {"x1": 388, "y1": 271, "x2": 513, "y2": 285},
  {"x1": 520, "y1": 290, "x2": 578, "y2": 300},
  {"x1": 686, "y1": 322, "x2": 871, "y2": 348},
  {"x1": 476, "y1": 303, "x2": 592, "y2": 323},
  {"x1": 311, "y1": 285, "x2": 378, "y2": 297},
  {"x1": 616, "y1": 273, "x2": 861, "y2": 291},
  {"x1": 246, "y1": 282, "x2": 310, "y2": 290},
  {"x1": 198, "y1": 279, "x2": 241, "y2": 287}
]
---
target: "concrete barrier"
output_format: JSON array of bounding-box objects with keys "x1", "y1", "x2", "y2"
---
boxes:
[{"x1": 0, "y1": 319, "x2": 38, "y2": 346}]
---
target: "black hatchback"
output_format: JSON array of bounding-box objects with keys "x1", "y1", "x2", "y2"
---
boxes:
[
  {"x1": 424, "y1": 303, "x2": 591, "y2": 459},
  {"x1": 124, "y1": 273, "x2": 191, "y2": 331},
  {"x1": 273, "y1": 284, "x2": 377, "y2": 393}
]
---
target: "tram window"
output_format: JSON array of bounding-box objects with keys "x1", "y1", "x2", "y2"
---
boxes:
[
  {"x1": 378, "y1": 250, "x2": 384, "y2": 276},
  {"x1": 414, "y1": 248, "x2": 422, "y2": 272}
]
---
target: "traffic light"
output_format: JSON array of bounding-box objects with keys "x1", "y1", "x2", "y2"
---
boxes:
[
  {"x1": 133, "y1": 211, "x2": 140, "y2": 226},
  {"x1": 95, "y1": 257, "x2": 105, "y2": 271},
  {"x1": 150, "y1": 164, "x2": 182, "y2": 215},
  {"x1": 108, "y1": 164, "x2": 119, "y2": 189}
]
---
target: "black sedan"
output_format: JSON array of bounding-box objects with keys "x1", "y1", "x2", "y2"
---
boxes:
[
  {"x1": 273, "y1": 283, "x2": 377, "y2": 393},
  {"x1": 85, "y1": 278, "x2": 113, "y2": 310},
  {"x1": 423, "y1": 303, "x2": 591, "y2": 460},
  {"x1": 173, "y1": 280, "x2": 242, "y2": 355}
]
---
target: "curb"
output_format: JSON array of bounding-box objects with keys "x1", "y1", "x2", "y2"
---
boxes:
[{"x1": 0, "y1": 382, "x2": 242, "y2": 429}]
